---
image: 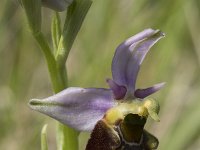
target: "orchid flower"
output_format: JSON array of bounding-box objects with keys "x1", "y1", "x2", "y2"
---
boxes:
[
  {"x1": 29, "y1": 29, "x2": 165, "y2": 149},
  {"x1": 42, "y1": 0, "x2": 73, "y2": 11}
]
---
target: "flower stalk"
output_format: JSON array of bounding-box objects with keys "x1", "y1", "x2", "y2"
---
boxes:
[
  {"x1": 22, "y1": 0, "x2": 92, "y2": 149},
  {"x1": 33, "y1": 29, "x2": 79, "y2": 150}
]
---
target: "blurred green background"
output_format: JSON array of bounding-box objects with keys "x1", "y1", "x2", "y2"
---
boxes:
[{"x1": 0, "y1": 0, "x2": 200, "y2": 150}]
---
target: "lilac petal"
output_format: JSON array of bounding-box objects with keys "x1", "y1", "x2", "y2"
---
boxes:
[
  {"x1": 29, "y1": 87, "x2": 116, "y2": 131},
  {"x1": 134, "y1": 82, "x2": 166, "y2": 99},
  {"x1": 42, "y1": 0, "x2": 73, "y2": 11},
  {"x1": 112, "y1": 29, "x2": 165, "y2": 97},
  {"x1": 106, "y1": 78, "x2": 127, "y2": 100}
]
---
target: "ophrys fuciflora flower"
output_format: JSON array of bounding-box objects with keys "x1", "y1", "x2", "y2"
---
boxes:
[{"x1": 29, "y1": 29, "x2": 165, "y2": 150}]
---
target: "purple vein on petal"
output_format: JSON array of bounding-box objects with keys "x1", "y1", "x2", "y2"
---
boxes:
[{"x1": 134, "y1": 82, "x2": 166, "y2": 99}]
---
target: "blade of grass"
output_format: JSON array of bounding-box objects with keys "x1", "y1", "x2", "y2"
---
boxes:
[{"x1": 41, "y1": 124, "x2": 48, "y2": 150}]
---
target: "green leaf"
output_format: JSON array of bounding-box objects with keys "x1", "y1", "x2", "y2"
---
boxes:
[
  {"x1": 21, "y1": 0, "x2": 41, "y2": 34},
  {"x1": 41, "y1": 124, "x2": 48, "y2": 150},
  {"x1": 56, "y1": 0, "x2": 93, "y2": 67}
]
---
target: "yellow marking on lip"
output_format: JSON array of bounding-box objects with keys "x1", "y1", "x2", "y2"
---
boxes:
[{"x1": 104, "y1": 98, "x2": 160, "y2": 126}]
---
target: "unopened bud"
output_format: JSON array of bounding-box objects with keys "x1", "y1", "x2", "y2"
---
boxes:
[{"x1": 42, "y1": 0, "x2": 73, "y2": 11}]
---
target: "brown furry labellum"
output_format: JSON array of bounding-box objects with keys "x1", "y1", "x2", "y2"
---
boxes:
[{"x1": 86, "y1": 114, "x2": 159, "y2": 150}]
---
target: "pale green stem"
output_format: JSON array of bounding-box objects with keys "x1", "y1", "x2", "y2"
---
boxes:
[
  {"x1": 57, "y1": 123, "x2": 79, "y2": 150},
  {"x1": 41, "y1": 124, "x2": 48, "y2": 150},
  {"x1": 27, "y1": 1, "x2": 92, "y2": 149},
  {"x1": 33, "y1": 32, "x2": 63, "y2": 92},
  {"x1": 55, "y1": 1, "x2": 92, "y2": 149},
  {"x1": 23, "y1": 0, "x2": 81, "y2": 149},
  {"x1": 33, "y1": 31, "x2": 79, "y2": 150}
]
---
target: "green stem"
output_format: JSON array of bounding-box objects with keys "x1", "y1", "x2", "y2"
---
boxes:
[
  {"x1": 56, "y1": 65, "x2": 79, "y2": 150},
  {"x1": 41, "y1": 124, "x2": 48, "y2": 150},
  {"x1": 33, "y1": 32, "x2": 79, "y2": 150},
  {"x1": 55, "y1": 2, "x2": 92, "y2": 148},
  {"x1": 23, "y1": 0, "x2": 91, "y2": 149},
  {"x1": 33, "y1": 32, "x2": 63, "y2": 92},
  {"x1": 30, "y1": 1, "x2": 92, "y2": 149},
  {"x1": 57, "y1": 123, "x2": 79, "y2": 150}
]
